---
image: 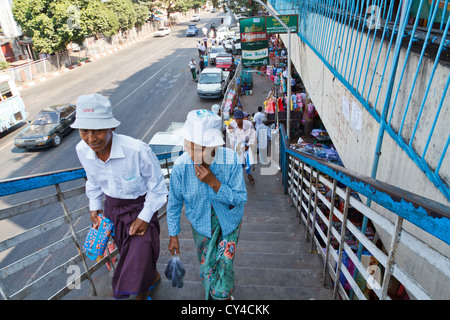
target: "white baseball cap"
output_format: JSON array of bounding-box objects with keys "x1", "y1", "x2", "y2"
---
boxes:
[
  {"x1": 71, "y1": 94, "x2": 121, "y2": 130},
  {"x1": 174, "y1": 109, "x2": 224, "y2": 147}
]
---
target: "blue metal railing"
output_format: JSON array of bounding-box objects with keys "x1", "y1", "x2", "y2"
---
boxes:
[
  {"x1": 0, "y1": 150, "x2": 182, "y2": 300},
  {"x1": 268, "y1": 0, "x2": 450, "y2": 201},
  {"x1": 278, "y1": 124, "x2": 450, "y2": 299}
]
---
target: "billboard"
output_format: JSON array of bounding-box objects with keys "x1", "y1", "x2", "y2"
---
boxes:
[
  {"x1": 266, "y1": 14, "x2": 299, "y2": 34},
  {"x1": 240, "y1": 17, "x2": 268, "y2": 67}
]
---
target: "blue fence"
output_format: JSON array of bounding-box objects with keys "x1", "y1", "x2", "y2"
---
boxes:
[{"x1": 268, "y1": 0, "x2": 450, "y2": 201}]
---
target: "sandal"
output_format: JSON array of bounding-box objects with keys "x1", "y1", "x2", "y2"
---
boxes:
[
  {"x1": 146, "y1": 276, "x2": 161, "y2": 300},
  {"x1": 248, "y1": 175, "x2": 255, "y2": 184}
]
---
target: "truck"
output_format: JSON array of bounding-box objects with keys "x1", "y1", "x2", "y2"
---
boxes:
[
  {"x1": 0, "y1": 74, "x2": 27, "y2": 133},
  {"x1": 197, "y1": 67, "x2": 230, "y2": 99}
]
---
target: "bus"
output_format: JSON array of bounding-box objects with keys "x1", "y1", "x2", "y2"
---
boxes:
[{"x1": 0, "y1": 74, "x2": 27, "y2": 133}]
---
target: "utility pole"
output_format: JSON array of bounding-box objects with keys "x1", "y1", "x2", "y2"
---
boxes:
[{"x1": 252, "y1": 0, "x2": 291, "y2": 139}]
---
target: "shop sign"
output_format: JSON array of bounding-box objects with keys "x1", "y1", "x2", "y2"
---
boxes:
[
  {"x1": 240, "y1": 17, "x2": 268, "y2": 67},
  {"x1": 266, "y1": 14, "x2": 299, "y2": 34}
]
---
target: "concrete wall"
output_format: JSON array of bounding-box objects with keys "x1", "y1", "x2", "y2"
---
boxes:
[{"x1": 278, "y1": 26, "x2": 450, "y2": 299}]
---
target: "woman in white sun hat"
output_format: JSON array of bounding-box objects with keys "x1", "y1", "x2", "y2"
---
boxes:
[
  {"x1": 71, "y1": 94, "x2": 167, "y2": 300},
  {"x1": 167, "y1": 109, "x2": 247, "y2": 300}
]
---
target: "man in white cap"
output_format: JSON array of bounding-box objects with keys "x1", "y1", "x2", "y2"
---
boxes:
[
  {"x1": 167, "y1": 109, "x2": 247, "y2": 300},
  {"x1": 71, "y1": 94, "x2": 168, "y2": 300}
]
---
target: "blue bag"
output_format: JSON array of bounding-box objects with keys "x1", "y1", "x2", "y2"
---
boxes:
[{"x1": 83, "y1": 213, "x2": 114, "y2": 261}]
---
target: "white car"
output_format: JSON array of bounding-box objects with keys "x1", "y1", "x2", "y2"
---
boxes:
[
  {"x1": 148, "y1": 122, "x2": 184, "y2": 185},
  {"x1": 216, "y1": 25, "x2": 239, "y2": 43},
  {"x1": 154, "y1": 27, "x2": 170, "y2": 37},
  {"x1": 223, "y1": 36, "x2": 241, "y2": 54},
  {"x1": 191, "y1": 14, "x2": 200, "y2": 22},
  {"x1": 209, "y1": 46, "x2": 227, "y2": 64}
]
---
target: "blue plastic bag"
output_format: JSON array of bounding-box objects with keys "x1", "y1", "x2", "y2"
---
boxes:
[{"x1": 165, "y1": 254, "x2": 186, "y2": 288}]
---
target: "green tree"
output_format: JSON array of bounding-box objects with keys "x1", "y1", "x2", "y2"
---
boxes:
[
  {"x1": 105, "y1": 0, "x2": 137, "y2": 31},
  {"x1": 13, "y1": 0, "x2": 145, "y2": 54},
  {"x1": 80, "y1": 0, "x2": 119, "y2": 38},
  {"x1": 13, "y1": 0, "x2": 85, "y2": 53},
  {"x1": 133, "y1": 3, "x2": 150, "y2": 28}
]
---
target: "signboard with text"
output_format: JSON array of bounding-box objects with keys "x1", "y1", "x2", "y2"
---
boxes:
[
  {"x1": 240, "y1": 17, "x2": 268, "y2": 67},
  {"x1": 266, "y1": 14, "x2": 299, "y2": 34}
]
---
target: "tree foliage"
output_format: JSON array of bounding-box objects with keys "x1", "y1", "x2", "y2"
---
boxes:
[{"x1": 12, "y1": 0, "x2": 150, "y2": 54}]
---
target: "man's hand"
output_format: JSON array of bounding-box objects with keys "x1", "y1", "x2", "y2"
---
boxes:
[
  {"x1": 90, "y1": 210, "x2": 102, "y2": 228},
  {"x1": 168, "y1": 236, "x2": 180, "y2": 255},
  {"x1": 129, "y1": 218, "x2": 148, "y2": 236}
]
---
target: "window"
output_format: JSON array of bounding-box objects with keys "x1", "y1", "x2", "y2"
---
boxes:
[
  {"x1": 60, "y1": 105, "x2": 75, "y2": 119},
  {"x1": 0, "y1": 82, "x2": 13, "y2": 101}
]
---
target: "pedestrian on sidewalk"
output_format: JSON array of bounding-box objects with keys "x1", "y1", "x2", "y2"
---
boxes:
[
  {"x1": 199, "y1": 55, "x2": 205, "y2": 72},
  {"x1": 253, "y1": 106, "x2": 265, "y2": 128},
  {"x1": 256, "y1": 117, "x2": 272, "y2": 164},
  {"x1": 167, "y1": 109, "x2": 247, "y2": 300},
  {"x1": 71, "y1": 94, "x2": 167, "y2": 300},
  {"x1": 226, "y1": 110, "x2": 257, "y2": 184},
  {"x1": 197, "y1": 41, "x2": 203, "y2": 58},
  {"x1": 189, "y1": 59, "x2": 197, "y2": 81},
  {"x1": 203, "y1": 34, "x2": 208, "y2": 49}
]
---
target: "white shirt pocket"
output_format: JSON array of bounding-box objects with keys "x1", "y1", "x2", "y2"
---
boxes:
[{"x1": 121, "y1": 175, "x2": 145, "y2": 195}]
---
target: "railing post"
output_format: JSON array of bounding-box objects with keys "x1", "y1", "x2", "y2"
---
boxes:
[
  {"x1": 323, "y1": 178, "x2": 337, "y2": 287},
  {"x1": 55, "y1": 183, "x2": 97, "y2": 296},
  {"x1": 332, "y1": 186, "x2": 351, "y2": 299},
  {"x1": 305, "y1": 167, "x2": 315, "y2": 242},
  {"x1": 295, "y1": 160, "x2": 304, "y2": 219},
  {"x1": 310, "y1": 169, "x2": 320, "y2": 253},
  {"x1": 380, "y1": 215, "x2": 404, "y2": 299}
]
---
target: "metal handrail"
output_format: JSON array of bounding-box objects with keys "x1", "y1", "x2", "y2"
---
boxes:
[
  {"x1": 278, "y1": 124, "x2": 450, "y2": 299},
  {"x1": 0, "y1": 150, "x2": 182, "y2": 300}
]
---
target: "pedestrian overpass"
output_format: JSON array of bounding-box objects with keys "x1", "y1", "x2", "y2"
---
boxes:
[{"x1": 0, "y1": 0, "x2": 449, "y2": 300}]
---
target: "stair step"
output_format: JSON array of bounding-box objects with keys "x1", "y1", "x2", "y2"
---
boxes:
[{"x1": 157, "y1": 249, "x2": 322, "y2": 270}]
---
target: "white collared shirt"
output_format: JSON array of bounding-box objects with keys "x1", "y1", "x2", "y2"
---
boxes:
[{"x1": 75, "y1": 132, "x2": 168, "y2": 222}]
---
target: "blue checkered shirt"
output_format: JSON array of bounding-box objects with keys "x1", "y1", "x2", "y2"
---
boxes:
[{"x1": 167, "y1": 147, "x2": 247, "y2": 237}]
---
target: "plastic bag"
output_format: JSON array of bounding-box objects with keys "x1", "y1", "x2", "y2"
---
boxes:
[{"x1": 165, "y1": 254, "x2": 186, "y2": 288}]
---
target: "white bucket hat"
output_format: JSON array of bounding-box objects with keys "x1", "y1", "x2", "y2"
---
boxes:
[
  {"x1": 175, "y1": 109, "x2": 224, "y2": 147},
  {"x1": 71, "y1": 94, "x2": 121, "y2": 130}
]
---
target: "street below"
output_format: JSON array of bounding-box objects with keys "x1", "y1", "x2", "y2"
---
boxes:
[{"x1": 0, "y1": 11, "x2": 224, "y2": 299}]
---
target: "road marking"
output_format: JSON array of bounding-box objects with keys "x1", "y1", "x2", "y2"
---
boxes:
[
  {"x1": 112, "y1": 48, "x2": 189, "y2": 110},
  {"x1": 141, "y1": 78, "x2": 190, "y2": 143}
]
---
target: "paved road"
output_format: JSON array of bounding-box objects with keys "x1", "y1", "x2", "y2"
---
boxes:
[
  {"x1": 0, "y1": 11, "x2": 225, "y2": 299},
  {"x1": 0, "y1": 12, "x2": 224, "y2": 181}
]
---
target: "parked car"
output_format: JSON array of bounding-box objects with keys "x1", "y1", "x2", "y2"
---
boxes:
[
  {"x1": 14, "y1": 104, "x2": 76, "y2": 149},
  {"x1": 211, "y1": 8, "x2": 217, "y2": 13},
  {"x1": 148, "y1": 122, "x2": 184, "y2": 185},
  {"x1": 216, "y1": 25, "x2": 239, "y2": 43},
  {"x1": 197, "y1": 67, "x2": 231, "y2": 99},
  {"x1": 215, "y1": 53, "x2": 234, "y2": 71},
  {"x1": 209, "y1": 45, "x2": 227, "y2": 65},
  {"x1": 223, "y1": 36, "x2": 241, "y2": 54},
  {"x1": 191, "y1": 14, "x2": 200, "y2": 22},
  {"x1": 154, "y1": 27, "x2": 170, "y2": 37},
  {"x1": 186, "y1": 24, "x2": 198, "y2": 37}
]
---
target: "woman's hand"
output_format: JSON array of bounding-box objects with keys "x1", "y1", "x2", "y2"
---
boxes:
[
  {"x1": 129, "y1": 218, "x2": 148, "y2": 236},
  {"x1": 168, "y1": 236, "x2": 180, "y2": 255},
  {"x1": 195, "y1": 164, "x2": 221, "y2": 193}
]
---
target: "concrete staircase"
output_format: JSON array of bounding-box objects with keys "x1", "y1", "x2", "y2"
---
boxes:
[{"x1": 152, "y1": 166, "x2": 333, "y2": 300}]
